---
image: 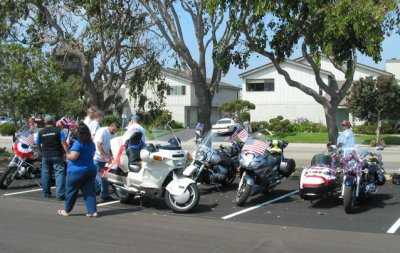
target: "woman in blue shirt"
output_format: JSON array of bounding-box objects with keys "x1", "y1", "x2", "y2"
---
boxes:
[{"x1": 57, "y1": 123, "x2": 98, "y2": 217}]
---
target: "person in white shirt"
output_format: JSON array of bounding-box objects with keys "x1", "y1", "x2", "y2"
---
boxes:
[
  {"x1": 93, "y1": 121, "x2": 119, "y2": 202},
  {"x1": 89, "y1": 111, "x2": 104, "y2": 138},
  {"x1": 337, "y1": 120, "x2": 355, "y2": 157},
  {"x1": 83, "y1": 108, "x2": 95, "y2": 127},
  {"x1": 123, "y1": 114, "x2": 146, "y2": 143}
]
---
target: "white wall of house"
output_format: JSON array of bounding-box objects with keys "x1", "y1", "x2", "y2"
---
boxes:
[
  {"x1": 126, "y1": 68, "x2": 239, "y2": 128},
  {"x1": 241, "y1": 62, "x2": 328, "y2": 123}
]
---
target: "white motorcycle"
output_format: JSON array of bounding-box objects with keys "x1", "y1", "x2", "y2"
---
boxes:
[{"x1": 104, "y1": 122, "x2": 200, "y2": 213}]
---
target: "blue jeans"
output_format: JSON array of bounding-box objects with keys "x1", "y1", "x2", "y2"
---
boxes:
[
  {"x1": 41, "y1": 156, "x2": 66, "y2": 199},
  {"x1": 65, "y1": 169, "x2": 97, "y2": 213},
  {"x1": 94, "y1": 160, "x2": 109, "y2": 199}
]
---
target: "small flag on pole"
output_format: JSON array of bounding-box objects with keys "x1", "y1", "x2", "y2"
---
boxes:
[
  {"x1": 242, "y1": 139, "x2": 268, "y2": 155},
  {"x1": 232, "y1": 129, "x2": 249, "y2": 143}
]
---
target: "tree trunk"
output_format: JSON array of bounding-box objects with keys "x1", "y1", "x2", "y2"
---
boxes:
[
  {"x1": 324, "y1": 103, "x2": 339, "y2": 144},
  {"x1": 192, "y1": 70, "x2": 213, "y2": 133}
]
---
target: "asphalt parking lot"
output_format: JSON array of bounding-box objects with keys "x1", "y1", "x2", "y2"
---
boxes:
[{"x1": 1, "y1": 173, "x2": 400, "y2": 236}]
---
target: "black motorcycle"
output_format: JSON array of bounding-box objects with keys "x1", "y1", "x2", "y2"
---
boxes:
[
  {"x1": 183, "y1": 140, "x2": 242, "y2": 186},
  {"x1": 236, "y1": 137, "x2": 296, "y2": 206}
]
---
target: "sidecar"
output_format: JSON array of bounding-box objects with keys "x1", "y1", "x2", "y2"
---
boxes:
[{"x1": 299, "y1": 154, "x2": 341, "y2": 200}]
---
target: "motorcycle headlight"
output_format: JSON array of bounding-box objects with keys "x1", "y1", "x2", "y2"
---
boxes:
[
  {"x1": 250, "y1": 161, "x2": 261, "y2": 170},
  {"x1": 196, "y1": 151, "x2": 207, "y2": 162},
  {"x1": 210, "y1": 153, "x2": 222, "y2": 164}
]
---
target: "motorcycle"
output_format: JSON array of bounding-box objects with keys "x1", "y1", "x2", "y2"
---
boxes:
[
  {"x1": 183, "y1": 133, "x2": 242, "y2": 186},
  {"x1": 341, "y1": 150, "x2": 386, "y2": 213},
  {"x1": 235, "y1": 134, "x2": 296, "y2": 206},
  {"x1": 104, "y1": 121, "x2": 200, "y2": 213},
  {"x1": 0, "y1": 131, "x2": 42, "y2": 189}
]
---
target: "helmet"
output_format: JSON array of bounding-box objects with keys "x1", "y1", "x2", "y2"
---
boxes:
[{"x1": 341, "y1": 120, "x2": 351, "y2": 127}]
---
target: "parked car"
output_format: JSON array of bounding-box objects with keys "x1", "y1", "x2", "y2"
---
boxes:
[
  {"x1": 211, "y1": 118, "x2": 241, "y2": 135},
  {"x1": 0, "y1": 116, "x2": 15, "y2": 124}
]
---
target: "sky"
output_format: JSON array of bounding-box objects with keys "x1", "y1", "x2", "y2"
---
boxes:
[{"x1": 162, "y1": 6, "x2": 400, "y2": 87}]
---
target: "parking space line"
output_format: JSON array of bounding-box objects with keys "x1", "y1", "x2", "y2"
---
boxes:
[
  {"x1": 387, "y1": 217, "x2": 400, "y2": 234},
  {"x1": 97, "y1": 200, "x2": 121, "y2": 207},
  {"x1": 3, "y1": 186, "x2": 55, "y2": 196},
  {"x1": 221, "y1": 190, "x2": 299, "y2": 220}
]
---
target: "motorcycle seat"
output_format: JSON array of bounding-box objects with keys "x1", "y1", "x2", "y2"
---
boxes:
[{"x1": 129, "y1": 163, "x2": 142, "y2": 173}]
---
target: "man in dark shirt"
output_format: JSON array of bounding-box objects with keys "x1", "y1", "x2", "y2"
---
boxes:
[{"x1": 36, "y1": 115, "x2": 69, "y2": 200}]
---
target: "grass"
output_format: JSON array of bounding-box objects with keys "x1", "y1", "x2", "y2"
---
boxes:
[{"x1": 268, "y1": 132, "x2": 400, "y2": 145}]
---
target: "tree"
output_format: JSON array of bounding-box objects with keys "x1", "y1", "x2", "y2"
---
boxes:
[
  {"x1": 219, "y1": 99, "x2": 255, "y2": 124},
  {"x1": 0, "y1": 44, "x2": 86, "y2": 119},
  {"x1": 347, "y1": 75, "x2": 400, "y2": 141},
  {"x1": 1, "y1": 0, "x2": 167, "y2": 112},
  {"x1": 139, "y1": 0, "x2": 245, "y2": 131},
  {"x1": 207, "y1": 0, "x2": 396, "y2": 143}
]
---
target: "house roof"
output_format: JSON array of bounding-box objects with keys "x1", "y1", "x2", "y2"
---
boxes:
[
  {"x1": 239, "y1": 59, "x2": 334, "y2": 78},
  {"x1": 161, "y1": 67, "x2": 240, "y2": 90},
  {"x1": 293, "y1": 55, "x2": 392, "y2": 76}
]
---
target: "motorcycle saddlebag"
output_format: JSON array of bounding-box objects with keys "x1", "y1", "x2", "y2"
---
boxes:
[{"x1": 279, "y1": 158, "x2": 296, "y2": 177}]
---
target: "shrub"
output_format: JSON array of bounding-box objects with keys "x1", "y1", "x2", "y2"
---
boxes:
[
  {"x1": 0, "y1": 123, "x2": 17, "y2": 136},
  {"x1": 318, "y1": 125, "x2": 328, "y2": 133},
  {"x1": 103, "y1": 114, "x2": 121, "y2": 127},
  {"x1": 370, "y1": 139, "x2": 386, "y2": 147},
  {"x1": 154, "y1": 110, "x2": 172, "y2": 127},
  {"x1": 251, "y1": 121, "x2": 269, "y2": 132},
  {"x1": 353, "y1": 124, "x2": 376, "y2": 135},
  {"x1": 172, "y1": 121, "x2": 184, "y2": 128}
]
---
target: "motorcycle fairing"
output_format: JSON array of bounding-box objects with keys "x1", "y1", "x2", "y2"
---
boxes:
[{"x1": 166, "y1": 176, "x2": 196, "y2": 196}]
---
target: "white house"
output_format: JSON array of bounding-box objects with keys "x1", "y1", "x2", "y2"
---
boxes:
[
  {"x1": 124, "y1": 67, "x2": 240, "y2": 128},
  {"x1": 240, "y1": 56, "x2": 400, "y2": 127}
]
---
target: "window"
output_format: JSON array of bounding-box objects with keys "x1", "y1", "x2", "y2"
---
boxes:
[
  {"x1": 246, "y1": 79, "x2": 275, "y2": 92},
  {"x1": 167, "y1": 85, "x2": 186, "y2": 95}
]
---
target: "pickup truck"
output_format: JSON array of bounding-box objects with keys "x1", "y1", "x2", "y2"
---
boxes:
[{"x1": 211, "y1": 118, "x2": 241, "y2": 135}]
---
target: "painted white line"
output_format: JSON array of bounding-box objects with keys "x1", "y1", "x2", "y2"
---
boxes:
[
  {"x1": 97, "y1": 200, "x2": 121, "y2": 207},
  {"x1": 221, "y1": 190, "x2": 299, "y2": 220},
  {"x1": 3, "y1": 186, "x2": 55, "y2": 196},
  {"x1": 387, "y1": 217, "x2": 400, "y2": 234}
]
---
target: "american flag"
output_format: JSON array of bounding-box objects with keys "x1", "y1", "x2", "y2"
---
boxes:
[
  {"x1": 242, "y1": 139, "x2": 268, "y2": 155},
  {"x1": 232, "y1": 129, "x2": 249, "y2": 143},
  {"x1": 19, "y1": 132, "x2": 35, "y2": 147}
]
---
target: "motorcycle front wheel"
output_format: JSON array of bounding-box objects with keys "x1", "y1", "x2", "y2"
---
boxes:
[
  {"x1": 0, "y1": 166, "x2": 18, "y2": 189},
  {"x1": 165, "y1": 183, "x2": 200, "y2": 213},
  {"x1": 343, "y1": 185, "x2": 356, "y2": 213},
  {"x1": 236, "y1": 178, "x2": 252, "y2": 206}
]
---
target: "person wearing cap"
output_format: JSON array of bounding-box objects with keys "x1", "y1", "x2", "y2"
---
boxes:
[
  {"x1": 93, "y1": 121, "x2": 119, "y2": 202},
  {"x1": 123, "y1": 114, "x2": 146, "y2": 143},
  {"x1": 36, "y1": 115, "x2": 69, "y2": 200},
  {"x1": 83, "y1": 107, "x2": 96, "y2": 127},
  {"x1": 337, "y1": 120, "x2": 354, "y2": 156}
]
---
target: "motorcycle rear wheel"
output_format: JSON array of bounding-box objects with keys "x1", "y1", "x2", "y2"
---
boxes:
[
  {"x1": 343, "y1": 185, "x2": 356, "y2": 214},
  {"x1": 165, "y1": 183, "x2": 200, "y2": 213},
  {"x1": 0, "y1": 166, "x2": 18, "y2": 189},
  {"x1": 113, "y1": 185, "x2": 135, "y2": 204},
  {"x1": 236, "y1": 179, "x2": 252, "y2": 206}
]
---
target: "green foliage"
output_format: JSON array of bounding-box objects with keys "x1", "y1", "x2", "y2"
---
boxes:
[
  {"x1": 268, "y1": 116, "x2": 293, "y2": 135},
  {"x1": 251, "y1": 121, "x2": 269, "y2": 132},
  {"x1": 219, "y1": 99, "x2": 255, "y2": 122},
  {"x1": 353, "y1": 122, "x2": 398, "y2": 135},
  {"x1": 172, "y1": 121, "x2": 184, "y2": 129},
  {"x1": 348, "y1": 75, "x2": 400, "y2": 122},
  {"x1": 0, "y1": 122, "x2": 17, "y2": 136},
  {"x1": 137, "y1": 109, "x2": 172, "y2": 130},
  {"x1": 103, "y1": 114, "x2": 121, "y2": 127}
]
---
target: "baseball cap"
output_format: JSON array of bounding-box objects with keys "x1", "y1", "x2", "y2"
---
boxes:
[
  {"x1": 131, "y1": 115, "x2": 140, "y2": 121},
  {"x1": 44, "y1": 115, "x2": 54, "y2": 125}
]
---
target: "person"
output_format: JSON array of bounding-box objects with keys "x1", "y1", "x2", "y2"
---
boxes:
[
  {"x1": 56, "y1": 117, "x2": 71, "y2": 146},
  {"x1": 57, "y1": 123, "x2": 98, "y2": 217},
  {"x1": 122, "y1": 114, "x2": 146, "y2": 143},
  {"x1": 89, "y1": 110, "x2": 104, "y2": 138},
  {"x1": 337, "y1": 120, "x2": 354, "y2": 157},
  {"x1": 36, "y1": 115, "x2": 69, "y2": 200},
  {"x1": 93, "y1": 121, "x2": 119, "y2": 202},
  {"x1": 83, "y1": 107, "x2": 96, "y2": 127}
]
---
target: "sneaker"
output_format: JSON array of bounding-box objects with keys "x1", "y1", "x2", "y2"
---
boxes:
[
  {"x1": 56, "y1": 197, "x2": 66, "y2": 201},
  {"x1": 100, "y1": 196, "x2": 116, "y2": 203}
]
